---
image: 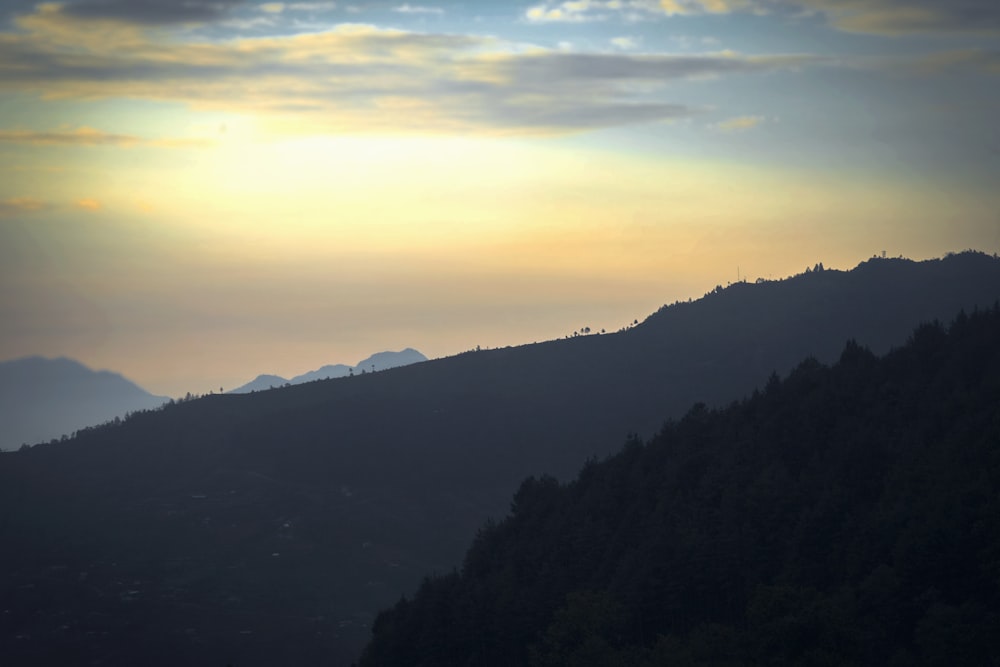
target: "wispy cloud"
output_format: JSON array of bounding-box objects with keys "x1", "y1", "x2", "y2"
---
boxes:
[
  {"x1": 658, "y1": 0, "x2": 750, "y2": 15},
  {"x1": 24, "y1": 0, "x2": 997, "y2": 36},
  {"x1": 611, "y1": 36, "x2": 640, "y2": 50},
  {"x1": 0, "y1": 127, "x2": 142, "y2": 147},
  {"x1": 61, "y1": 0, "x2": 247, "y2": 26},
  {"x1": 713, "y1": 114, "x2": 765, "y2": 131},
  {"x1": 0, "y1": 5, "x2": 827, "y2": 135},
  {"x1": 526, "y1": 0, "x2": 1000, "y2": 34},
  {"x1": 0, "y1": 196, "x2": 47, "y2": 217},
  {"x1": 525, "y1": 0, "x2": 749, "y2": 23},
  {"x1": 288, "y1": 2, "x2": 337, "y2": 9},
  {"x1": 262, "y1": 1, "x2": 336, "y2": 13},
  {"x1": 0, "y1": 126, "x2": 213, "y2": 149},
  {"x1": 394, "y1": 4, "x2": 444, "y2": 15},
  {"x1": 790, "y1": 0, "x2": 1000, "y2": 36},
  {"x1": 488, "y1": 51, "x2": 820, "y2": 83},
  {"x1": 75, "y1": 198, "x2": 102, "y2": 211},
  {"x1": 525, "y1": 1, "x2": 606, "y2": 23},
  {"x1": 913, "y1": 49, "x2": 1000, "y2": 75}
]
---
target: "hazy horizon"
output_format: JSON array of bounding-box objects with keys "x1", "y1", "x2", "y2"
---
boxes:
[
  {"x1": 2, "y1": 0, "x2": 998, "y2": 397},
  {"x1": 2, "y1": 251, "x2": 992, "y2": 398},
  {"x1": 0, "y1": 346, "x2": 427, "y2": 399}
]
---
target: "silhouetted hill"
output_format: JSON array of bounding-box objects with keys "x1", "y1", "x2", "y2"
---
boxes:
[
  {"x1": 230, "y1": 349, "x2": 428, "y2": 393},
  {"x1": 290, "y1": 365, "x2": 351, "y2": 384},
  {"x1": 290, "y1": 349, "x2": 427, "y2": 384},
  {"x1": 354, "y1": 348, "x2": 428, "y2": 375},
  {"x1": 361, "y1": 305, "x2": 1000, "y2": 667},
  {"x1": 0, "y1": 356, "x2": 167, "y2": 451},
  {"x1": 1, "y1": 252, "x2": 998, "y2": 665},
  {"x1": 230, "y1": 373, "x2": 290, "y2": 394}
]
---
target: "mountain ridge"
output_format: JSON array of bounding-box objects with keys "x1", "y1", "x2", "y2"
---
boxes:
[
  {"x1": 360, "y1": 303, "x2": 1000, "y2": 666},
  {"x1": 229, "y1": 348, "x2": 428, "y2": 393},
  {"x1": 2, "y1": 251, "x2": 999, "y2": 665},
  {"x1": 0, "y1": 356, "x2": 168, "y2": 451}
]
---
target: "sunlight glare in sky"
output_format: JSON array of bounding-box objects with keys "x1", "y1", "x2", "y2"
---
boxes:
[{"x1": 1, "y1": 0, "x2": 997, "y2": 394}]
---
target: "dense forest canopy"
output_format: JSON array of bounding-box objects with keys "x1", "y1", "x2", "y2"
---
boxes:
[{"x1": 361, "y1": 305, "x2": 1000, "y2": 666}]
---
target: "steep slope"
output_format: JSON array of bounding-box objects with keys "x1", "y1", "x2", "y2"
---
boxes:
[
  {"x1": 0, "y1": 356, "x2": 167, "y2": 451},
  {"x1": 362, "y1": 305, "x2": 1000, "y2": 666},
  {"x1": 1, "y1": 252, "x2": 998, "y2": 665}
]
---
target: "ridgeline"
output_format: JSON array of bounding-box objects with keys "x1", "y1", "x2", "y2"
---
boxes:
[
  {"x1": 362, "y1": 305, "x2": 1000, "y2": 666},
  {"x1": 2, "y1": 252, "x2": 999, "y2": 665}
]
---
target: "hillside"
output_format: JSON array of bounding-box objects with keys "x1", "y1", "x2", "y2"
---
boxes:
[
  {"x1": 0, "y1": 356, "x2": 167, "y2": 451},
  {"x1": 1, "y1": 252, "x2": 999, "y2": 665},
  {"x1": 362, "y1": 305, "x2": 1000, "y2": 666}
]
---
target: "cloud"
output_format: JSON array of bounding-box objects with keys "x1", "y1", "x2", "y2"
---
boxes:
[
  {"x1": 610, "y1": 36, "x2": 640, "y2": 50},
  {"x1": 525, "y1": 0, "x2": 750, "y2": 23},
  {"x1": 286, "y1": 2, "x2": 337, "y2": 9},
  {"x1": 0, "y1": 197, "x2": 47, "y2": 217},
  {"x1": 713, "y1": 114, "x2": 765, "y2": 131},
  {"x1": 659, "y1": 0, "x2": 749, "y2": 15},
  {"x1": 0, "y1": 126, "x2": 213, "y2": 149},
  {"x1": 490, "y1": 51, "x2": 820, "y2": 83},
  {"x1": 60, "y1": 0, "x2": 247, "y2": 25},
  {"x1": 913, "y1": 49, "x2": 1000, "y2": 76},
  {"x1": 394, "y1": 4, "x2": 444, "y2": 15},
  {"x1": 526, "y1": 1, "x2": 633, "y2": 23},
  {"x1": 256, "y1": 0, "x2": 336, "y2": 14},
  {"x1": 862, "y1": 48, "x2": 1000, "y2": 77},
  {"x1": 789, "y1": 0, "x2": 1000, "y2": 36},
  {"x1": 257, "y1": 1, "x2": 339, "y2": 15},
  {"x1": 75, "y1": 198, "x2": 101, "y2": 211},
  {"x1": 0, "y1": 127, "x2": 142, "y2": 147},
  {"x1": 0, "y1": 6, "x2": 826, "y2": 135},
  {"x1": 527, "y1": 0, "x2": 1000, "y2": 34}
]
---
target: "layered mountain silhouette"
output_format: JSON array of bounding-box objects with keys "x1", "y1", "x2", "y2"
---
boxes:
[
  {"x1": 361, "y1": 305, "x2": 1000, "y2": 666},
  {"x1": 0, "y1": 356, "x2": 167, "y2": 451},
  {"x1": 229, "y1": 348, "x2": 428, "y2": 393},
  {"x1": 1, "y1": 252, "x2": 998, "y2": 666}
]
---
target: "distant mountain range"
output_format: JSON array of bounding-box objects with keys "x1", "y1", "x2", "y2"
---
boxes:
[
  {"x1": 2, "y1": 251, "x2": 999, "y2": 665},
  {"x1": 0, "y1": 356, "x2": 168, "y2": 451},
  {"x1": 0, "y1": 349, "x2": 428, "y2": 450},
  {"x1": 229, "y1": 348, "x2": 428, "y2": 394}
]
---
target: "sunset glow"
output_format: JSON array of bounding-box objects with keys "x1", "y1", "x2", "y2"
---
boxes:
[{"x1": 2, "y1": 0, "x2": 998, "y2": 395}]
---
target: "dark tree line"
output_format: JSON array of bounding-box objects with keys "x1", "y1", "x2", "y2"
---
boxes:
[{"x1": 361, "y1": 305, "x2": 1000, "y2": 666}]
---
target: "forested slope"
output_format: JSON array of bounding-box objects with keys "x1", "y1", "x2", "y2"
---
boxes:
[{"x1": 362, "y1": 305, "x2": 1000, "y2": 667}]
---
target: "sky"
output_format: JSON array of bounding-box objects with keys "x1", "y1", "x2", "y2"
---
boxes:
[{"x1": 1, "y1": 0, "x2": 998, "y2": 397}]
